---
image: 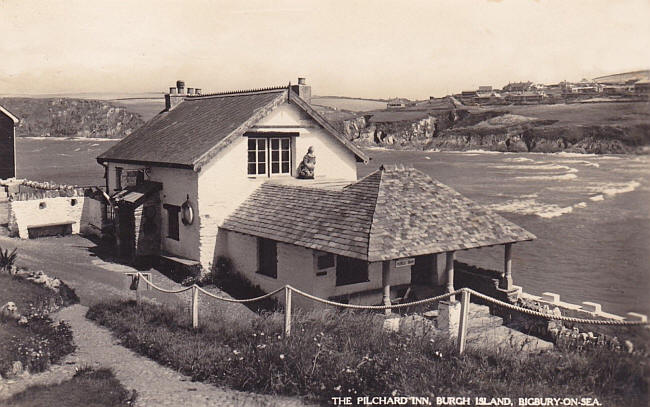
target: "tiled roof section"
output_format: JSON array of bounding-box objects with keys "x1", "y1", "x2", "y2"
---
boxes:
[
  {"x1": 366, "y1": 165, "x2": 535, "y2": 261},
  {"x1": 97, "y1": 89, "x2": 287, "y2": 168},
  {"x1": 220, "y1": 174, "x2": 380, "y2": 259},
  {"x1": 221, "y1": 165, "x2": 535, "y2": 261}
]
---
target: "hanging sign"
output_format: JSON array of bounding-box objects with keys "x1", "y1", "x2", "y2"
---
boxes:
[{"x1": 396, "y1": 258, "x2": 415, "y2": 267}]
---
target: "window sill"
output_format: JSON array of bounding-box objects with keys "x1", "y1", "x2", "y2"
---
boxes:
[
  {"x1": 335, "y1": 279, "x2": 371, "y2": 287},
  {"x1": 256, "y1": 271, "x2": 277, "y2": 280}
]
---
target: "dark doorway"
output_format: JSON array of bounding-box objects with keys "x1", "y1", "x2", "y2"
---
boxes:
[
  {"x1": 412, "y1": 254, "x2": 436, "y2": 285},
  {"x1": 116, "y1": 206, "x2": 135, "y2": 260}
]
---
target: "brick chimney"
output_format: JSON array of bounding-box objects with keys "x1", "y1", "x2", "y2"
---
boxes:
[
  {"x1": 291, "y1": 77, "x2": 311, "y2": 104},
  {"x1": 164, "y1": 80, "x2": 190, "y2": 111}
]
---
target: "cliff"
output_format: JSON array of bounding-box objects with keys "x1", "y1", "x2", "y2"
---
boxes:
[
  {"x1": 337, "y1": 102, "x2": 650, "y2": 154},
  {"x1": 0, "y1": 97, "x2": 144, "y2": 139}
]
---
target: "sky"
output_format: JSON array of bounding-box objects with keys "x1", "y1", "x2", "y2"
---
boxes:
[{"x1": 1, "y1": 0, "x2": 649, "y2": 99}]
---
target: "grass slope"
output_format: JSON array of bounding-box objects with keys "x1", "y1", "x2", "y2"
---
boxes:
[{"x1": 87, "y1": 300, "x2": 649, "y2": 406}]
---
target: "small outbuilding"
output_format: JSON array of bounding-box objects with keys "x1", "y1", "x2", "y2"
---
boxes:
[{"x1": 0, "y1": 104, "x2": 19, "y2": 180}]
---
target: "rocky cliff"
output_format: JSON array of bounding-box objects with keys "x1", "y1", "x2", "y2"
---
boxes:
[
  {"x1": 0, "y1": 97, "x2": 144, "y2": 139},
  {"x1": 339, "y1": 105, "x2": 650, "y2": 154}
]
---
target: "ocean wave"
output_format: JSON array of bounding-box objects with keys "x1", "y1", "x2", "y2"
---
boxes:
[
  {"x1": 489, "y1": 199, "x2": 574, "y2": 218},
  {"x1": 555, "y1": 159, "x2": 600, "y2": 168},
  {"x1": 493, "y1": 163, "x2": 578, "y2": 172},
  {"x1": 574, "y1": 202, "x2": 587, "y2": 208},
  {"x1": 503, "y1": 157, "x2": 534, "y2": 163},
  {"x1": 589, "y1": 195, "x2": 604, "y2": 201},
  {"x1": 515, "y1": 173, "x2": 578, "y2": 181},
  {"x1": 587, "y1": 180, "x2": 641, "y2": 197}
]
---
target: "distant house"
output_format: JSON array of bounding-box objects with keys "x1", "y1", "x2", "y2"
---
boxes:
[
  {"x1": 634, "y1": 79, "x2": 650, "y2": 96},
  {"x1": 502, "y1": 81, "x2": 533, "y2": 93},
  {"x1": 460, "y1": 91, "x2": 478, "y2": 105},
  {"x1": 97, "y1": 78, "x2": 534, "y2": 308},
  {"x1": 478, "y1": 86, "x2": 492, "y2": 93},
  {"x1": 386, "y1": 98, "x2": 413, "y2": 109},
  {"x1": 0, "y1": 104, "x2": 19, "y2": 180}
]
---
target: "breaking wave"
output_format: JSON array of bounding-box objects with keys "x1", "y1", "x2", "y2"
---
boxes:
[
  {"x1": 587, "y1": 180, "x2": 641, "y2": 197},
  {"x1": 515, "y1": 173, "x2": 578, "y2": 181},
  {"x1": 489, "y1": 199, "x2": 574, "y2": 219},
  {"x1": 493, "y1": 163, "x2": 578, "y2": 172}
]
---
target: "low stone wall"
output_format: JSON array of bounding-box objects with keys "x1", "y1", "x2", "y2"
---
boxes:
[
  {"x1": 453, "y1": 261, "x2": 509, "y2": 302},
  {"x1": 2, "y1": 179, "x2": 105, "y2": 239}
]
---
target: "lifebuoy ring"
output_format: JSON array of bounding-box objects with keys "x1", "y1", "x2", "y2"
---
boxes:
[{"x1": 181, "y1": 195, "x2": 194, "y2": 225}]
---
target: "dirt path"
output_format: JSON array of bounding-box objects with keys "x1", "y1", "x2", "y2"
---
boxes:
[
  {"x1": 1, "y1": 304, "x2": 306, "y2": 406},
  {"x1": 0, "y1": 234, "x2": 301, "y2": 406}
]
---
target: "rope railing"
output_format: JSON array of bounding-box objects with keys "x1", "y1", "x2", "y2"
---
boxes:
[
  {"x1": 125, "y1": 272, "x2": 648, "y2": 354},
  {"x1": 467, "y1": 288, "x2": 649, "y2": 326}
]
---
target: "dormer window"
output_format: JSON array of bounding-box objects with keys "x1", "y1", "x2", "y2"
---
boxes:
[{"x1": 246, "y1": 133, "x2": 295, "y2": 177}]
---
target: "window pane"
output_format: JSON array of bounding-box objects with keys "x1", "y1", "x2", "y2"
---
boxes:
[
  {"x1": 248, "y1": 139, "x2": 255, "y2": 150},
  {"x1": 271, "y1": 138, "x2": 279, "y2": 149},
  {"x1": 248, "y1": 163, "x2": 256, "y2": 174},
  {"x1": 271, "y1": 163, "x2": 279, "y2": 173},
  {"x1": 281, "y1": 151, "x2": 289, "y2": 161},
  {"x1": 281, "y1": 138, "x2": 289, "y2": 149},
  {"x1": 258, "y1": 151, "x2": 265, "y2": 162},
  {"x1": 248, "y1": 152, "x2": 256, "y2": 163},
  {"x1": 271, "y1": 150, "x2": 278, "y2": 161},
  {"x1": 282, "y1": 162, "x2": 289, "y2": 173},
  {"x1": 258, "y1": 139, "x2": 266, "y2": 149},
  {"x1": 258, "y1": 163, "x2": 266, "y2": 174}
]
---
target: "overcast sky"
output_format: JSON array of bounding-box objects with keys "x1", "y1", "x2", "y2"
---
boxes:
[{"x1": 1, "y1": 0, "x2": 649, "y2": 99}]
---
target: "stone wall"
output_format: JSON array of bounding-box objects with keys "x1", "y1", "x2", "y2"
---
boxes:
[{"x1": 8, "y1": 194, "x2": 86, "y2": 238}]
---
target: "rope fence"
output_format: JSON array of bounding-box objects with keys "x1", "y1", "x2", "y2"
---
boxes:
[{"x1": 125, "y1": 272, "x2": 649, "y2": 354}]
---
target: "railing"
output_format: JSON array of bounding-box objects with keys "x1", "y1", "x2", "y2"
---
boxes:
[{"x1": 125, "y1": 272, "x2": 649, "y2": 355}]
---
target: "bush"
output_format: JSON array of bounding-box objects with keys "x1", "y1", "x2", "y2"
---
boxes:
[
  {"x1": 0, "y1": 273, "x2": 78, "y2": 377},
  {"x1": 4, "y1": 367, "x2": 133, "y2": 407},
  {"x1": 0, "y1": 246, "x2": 17, "y2": 271},
  {"x1": 87, "y1": 300, "x2": 649, "y2": 406}
]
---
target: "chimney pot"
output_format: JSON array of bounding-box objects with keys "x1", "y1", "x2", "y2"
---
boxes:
[
  {"x1": 169, "y1": 87, "x2": 177, "y2": 94},
  {"x1": 187, "y1": 87, "x2": 195, "y2": 95},
  {"x1": 176, "y1": 80, "x2": 185, "y2": 94},
  {"x1": 298, "y1": 77, "x2": 306, "y2": 85},
  {"x1": 195, "y1": 88, "x2": 201, "y2": 95}
]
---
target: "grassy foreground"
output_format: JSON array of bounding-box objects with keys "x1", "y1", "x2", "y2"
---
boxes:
[
  {"x1": 4, "y1": 367, "x2": 133, "y2": 407},
  {"x1": 87, "y1": 300, "x2": 649, "y2": 406}
]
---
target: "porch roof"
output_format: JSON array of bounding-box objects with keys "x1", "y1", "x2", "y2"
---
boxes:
[
  {"x1": 220, "y1": 165, "x2": 535, "y2": 262},
  {"x1": 111, "y1": 181, "x2": 162, "y2": 207}
]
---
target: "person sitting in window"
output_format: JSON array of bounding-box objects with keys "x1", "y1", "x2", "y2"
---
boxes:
[{"x1": 297, "y1": 146, "x2": 316, "y2": 179}]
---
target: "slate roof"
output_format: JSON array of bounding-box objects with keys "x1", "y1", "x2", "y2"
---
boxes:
[
  {"x1": 97, "y1": 87, "x2": 368, "y2": 170},
  {"x1": 221, "y1": 165, "x2": 535, "y2": 262}
]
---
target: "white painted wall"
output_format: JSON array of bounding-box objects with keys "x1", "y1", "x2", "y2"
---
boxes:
[
  {"x1": 221, "y1": 230, "x2": 413, "y2": 309},
  {"x1": 9, "y1": 195, "x2": 85, "y2": 238}
]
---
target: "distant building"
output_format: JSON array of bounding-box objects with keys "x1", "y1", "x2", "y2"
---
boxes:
[
  {"x1": 478, "y1": 86, "x2": 492, "y2": 93},
  {"x1": 502, "y1": 81, "x2": 533, "y2": 93},
  {"x1": 386, "y1": 98, "x2": 414, "y2": 109},
  {"x1": 460, "y1": 91, "x2": 478, "y2": 105},
  {"x1": 634, "y1": 79, "x2": 650, "y2": 96},
  {"x1": 0, "y1": 104, "x2": 19, "y2": 179}
]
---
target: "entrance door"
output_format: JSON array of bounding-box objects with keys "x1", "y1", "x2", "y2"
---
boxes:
[
  {"x1": 116, "y1": 207, "x2": 135, "y2": 260},
  {"x1": 412, "y1": 254, "x2": 436, "y2": 285}
]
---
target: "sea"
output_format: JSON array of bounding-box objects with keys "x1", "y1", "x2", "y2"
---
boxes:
[{"x1": 15, "y1": 138, "x2": 650, "y2": 316}]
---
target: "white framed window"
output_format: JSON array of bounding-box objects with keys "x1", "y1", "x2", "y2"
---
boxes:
[{"x1": 247, "y1": 135, "x2": 293, "y2": 177}]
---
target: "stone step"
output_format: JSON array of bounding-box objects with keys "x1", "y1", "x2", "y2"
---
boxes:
[{"x1": 467, "y1": 314, "x2": 503, "y2": 330}]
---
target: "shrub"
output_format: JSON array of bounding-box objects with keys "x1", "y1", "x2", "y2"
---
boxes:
[
  {"x1": 87, "y1": 300, "x2": 649, "y2": 406},
  {"x1": 0, "y1": 246, "x2": 18, "y2": 271},
  {"x1": 4, "y1": 367, "x2": 133, "y2": 407}
]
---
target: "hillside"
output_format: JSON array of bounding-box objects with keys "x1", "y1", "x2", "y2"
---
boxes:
[
  {"x1": 335, "y1": 101, "x2": 650, "y2": 154},
  {"x1": 0, "y1": 97, "x2": 144, "y2": 139},
  {"x1": 593, "y1": 70, "x2": 650, "y2": 84}
]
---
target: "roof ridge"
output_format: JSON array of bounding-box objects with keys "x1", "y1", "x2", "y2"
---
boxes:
[{"x1": 185, "y1": 86, "x2": 287, "y2": 99}]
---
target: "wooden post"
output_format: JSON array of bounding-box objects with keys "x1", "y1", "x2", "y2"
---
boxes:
[
  {"x1": 382, "y1": 260, "x2": 391, "y2": 316},
  {"x1": 191, "y1": 285, "x2": 199, "y2": 329},
  {"x1": 445, "y1": 251, "x2": 455, "y2": 302},
  {"x1": 501, "y1": 243, "x2": 513, "y2": 290},
  {"x1": 457, "y1": 288, "x2": 470, "y2": 354},
  {"x1": 284, "y1": 286, "x2": 292, "y2": 337}
]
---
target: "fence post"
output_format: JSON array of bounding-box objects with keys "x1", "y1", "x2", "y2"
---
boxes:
[
  {"x1": 192, "y1": 285, "x2": 199, "y2": 329},
  {"x1": 284, "y1": 286, "x2": 292, "y2": 338},
  {"x1": 457, "y1": 288, "x2": 470, "y2": 355}
]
